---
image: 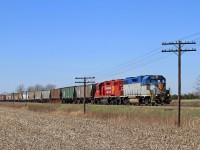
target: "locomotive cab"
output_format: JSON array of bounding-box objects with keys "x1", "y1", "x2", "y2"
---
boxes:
[
  {"x1": 142, "y1": 75, "x2": 170, "y2": 104},
  {"x1": 123, "y1": 75, "x2": 171, "y2": 105},
  {"x1": 142, "y1": 75, "x2": 166, "y2": 93}
]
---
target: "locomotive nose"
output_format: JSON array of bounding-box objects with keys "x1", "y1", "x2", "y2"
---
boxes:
[{"x1": 158, "y1": 83, "x2": 164, "y2": 91}]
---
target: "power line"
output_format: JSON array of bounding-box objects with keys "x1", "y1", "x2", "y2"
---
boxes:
[
  {"x1": 88, "y1": 46, "x2": 164, "y2": 76},
  {"x1": 69, "y1": 34, "x2": 200, "y2": 86},
  {"x1": 178, "y1": 32, "x2": 200, "y2": 41},
  {"x1": 193, "y1": 37, "x2": 200, "y2": 42},
  {"x1": 90, "y1": 48, "x2": 177, "y2": 79},
  {"x1": 96, "y1": 53, "x2": 173, "y2": 81},
  {"x1": 88, "y1": 33, "x2": 200, "y2": 78},
  {"x1": 94, "y1": 51, "x2": 161, "y2": 77},
  {"x1": 162, "y1": 40, "x2": 196, "y2": 128},
  {"x1": 67, "y1": 48, "x2": 174, "y2": 84}
]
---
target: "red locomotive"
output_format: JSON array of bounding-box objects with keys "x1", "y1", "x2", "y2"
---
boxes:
[{"x1": 94, "y1": 79, "x2": 124, "y2": 104}]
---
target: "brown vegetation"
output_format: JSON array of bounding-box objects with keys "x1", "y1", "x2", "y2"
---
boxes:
[{"x1": 0, "y1": 103, "x2": 200, "y2": 149}]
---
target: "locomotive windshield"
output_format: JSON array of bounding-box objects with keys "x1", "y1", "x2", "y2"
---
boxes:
[{"x1": 150, "y1": 79, "x2": 165, "y2": 83}]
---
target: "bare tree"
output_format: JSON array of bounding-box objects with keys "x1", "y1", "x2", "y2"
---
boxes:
[
  {"x1": 27, "y1": 84, "x2": 56, "y2": 91},
  {"x1": 27, "y1": 86, "x2": 35, "y2": 92},
  {"x1": 34, "y1": 84, "x2": 44, "y2": 91},
  {"x1": 45, "y1": 84, "x2": 56, "y2": 90},
  {"x1": 16, "y1": 84, "x2": 25, "y2": 92},
  {"x1": 194, "y1": 75, "x2": 200, "y2": 97}
]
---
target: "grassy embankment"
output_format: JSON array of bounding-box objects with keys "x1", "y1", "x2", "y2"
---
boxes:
[
  {"x1": 1, "y1": 101, "x2": 200, "y2": 128},
  {"x1": 171, "y1": 99, "x2": 200, "y2": 107}
]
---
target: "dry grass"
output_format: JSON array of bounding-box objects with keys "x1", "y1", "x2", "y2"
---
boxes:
[
  {"x1": 0, "y1": 104, "x2": 200, "y2": 149},
  {"x1": 171, "y1": 99, "x2": 200, "y2": 107},
  {"x1": 1, "y1": 102, "x2": 200, "y2": 129}
]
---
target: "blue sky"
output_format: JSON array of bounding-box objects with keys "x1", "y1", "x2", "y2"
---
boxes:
[{"x1": 0, "y1": 0, "x2": 199, "y2": 94}]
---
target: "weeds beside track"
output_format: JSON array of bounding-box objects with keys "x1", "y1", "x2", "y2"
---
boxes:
[{"x1": 1, "y1": 102, "x2": 200, "y2": 129}]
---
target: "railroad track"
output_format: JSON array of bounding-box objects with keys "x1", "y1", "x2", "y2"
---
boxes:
[{"x1": 1, "y1": 101, "x2": 200, "y2": 110}]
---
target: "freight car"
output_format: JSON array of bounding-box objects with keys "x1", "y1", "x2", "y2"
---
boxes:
[
  {"x1": 0, "y1": 94, "x2": 6, "y2": 101},
  {"x1": 22, "y1": 91, "x2": 28, "y2": 102},
  {"x1": 42, "y1": 90, "x2": 51, "y2": 102},
  {"x1": 61, "y1": 86, "x2": 75, "y2": 103},
  {"x1": 15, "y1": 93, "x2": 21, "y2": 102},
  {"x1": 28, "y1": 91, "x2": 35, "y2": 102},
  {"x1": 75, "y1": 84, "x2": 96, "y2": 103},
  {"x1": 0, "y1": 75, "x2": 171, "y2": 105},
  {"x1": 6, "y1": 93, "x2": 13, "y2": 102},
  {"x1": 61, "y1": 84, "x2": 96, "y2": 104},
  {"x1": 50, "y1": 89, "x2": 61, "y2": 102}
]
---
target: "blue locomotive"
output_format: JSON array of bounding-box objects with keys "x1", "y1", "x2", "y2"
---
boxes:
[{"x1": 123, "y1": 75, "x2": 170, "y2": 105}]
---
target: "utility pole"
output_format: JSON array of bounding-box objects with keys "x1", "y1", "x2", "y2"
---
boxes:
[
  {"x1": 75, "y1": 77, "x2": 95, "y2": 114},
  {"x1": 13, "y1": 92, "x2": 15, "y2": 104},
  {"x1": 162, "y1": 40, "x2": 196, "y2": 128}
]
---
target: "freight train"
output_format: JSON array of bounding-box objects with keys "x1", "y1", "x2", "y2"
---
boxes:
[{"x1": 0, "y1": 75, "x2": 171, "y2": 105}]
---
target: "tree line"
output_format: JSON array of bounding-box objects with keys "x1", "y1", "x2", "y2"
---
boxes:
[
  {"x1": 16, "y1": 84, "x2": 56, "y2": 92},
  {"x1": 171, "y1": 93, "x2": 199, "y2": 100},
  {"x1": 171, "y1": 75, "x2": 200, "y2": 100}
]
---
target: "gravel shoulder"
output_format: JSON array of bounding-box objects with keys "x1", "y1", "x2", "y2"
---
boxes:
[{"x1": 0, "y1": 106, "x2": 200, "y2": 150}]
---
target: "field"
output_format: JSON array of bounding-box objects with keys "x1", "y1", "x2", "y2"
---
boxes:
[
  {"x1": 0, "y1": 102, "x2": 200, "y2": 149},
  {"x1": 171, "y1": 99, "x2": 200, "y2": 107}
]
